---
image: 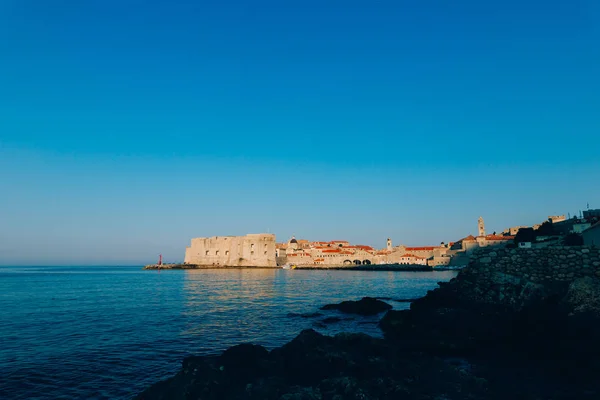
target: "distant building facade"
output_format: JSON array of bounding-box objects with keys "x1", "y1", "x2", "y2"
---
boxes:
[
  {"x1": 503, "y1": 226, "x2": 528, "y2": 236},
  {"x1": 572, "y1": 223, "x2": 592, "y2": 233},
  {"x1": 583, "y1": 209, "x2": 600, "y2": 218},
  {"x1": 182, "y1": 217, "x2": 523, "y2": 268},
  {"x1": 549, "y1": 215, "x2": 567, "y2": 224},
  {"x1": 583, "y1": 223, "x2": 600, "y2": 246},
  {"x1": 184, "y1": 233, "x2": 276, "y2": 267},
  {"x1": 451, "y1": 217, "x2": 515, "y2": 254},
  {"x1": 276, "y1": 236, "x2": 453, "y2": 267}
]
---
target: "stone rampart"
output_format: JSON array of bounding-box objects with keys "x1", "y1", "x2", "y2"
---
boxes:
[
  {"x1": 469, "y1": 246, "x2": 600, "y2": 282},
  {"x1": 184, "y1": 233, "x2": 277, "y2": 267}
]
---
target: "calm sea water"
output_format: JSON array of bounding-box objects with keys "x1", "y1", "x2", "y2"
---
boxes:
[{"x1": 0, "y1": 266, "x2": 458, "y2": 399}]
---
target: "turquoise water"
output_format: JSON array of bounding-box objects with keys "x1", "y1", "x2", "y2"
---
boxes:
[{"x1": 0, "y1": 266, "x2": 457, "y2": 399}]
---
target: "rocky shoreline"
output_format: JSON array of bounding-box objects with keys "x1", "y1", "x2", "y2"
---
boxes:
[{"x1": 137, "y1": 246, "x2": 600, "y2": 399}]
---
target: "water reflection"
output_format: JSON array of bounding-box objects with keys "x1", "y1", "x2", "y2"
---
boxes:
[
  {"x1": 180, "y1": 269, "x2": 458, "y2": 344},
  {"x1": 0, "y1": 266, "x2": 458, "y2": 400}
]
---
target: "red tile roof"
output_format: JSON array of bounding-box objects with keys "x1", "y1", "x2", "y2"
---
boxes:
[
  {"x1": 356, "y1": 245, "x2": 374, "y2": 251},
  {"x1": 405, "y1": 246, "x2": 435, "y2": 251}
]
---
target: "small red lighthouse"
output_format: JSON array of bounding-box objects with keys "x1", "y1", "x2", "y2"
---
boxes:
[{"x1": 158, "y1": 254, "x2": 163, "y2": 266}]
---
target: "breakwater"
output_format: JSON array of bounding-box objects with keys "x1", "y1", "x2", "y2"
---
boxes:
[{"x1": 143, "y1": 264, "x2": 280, "y2": 270}]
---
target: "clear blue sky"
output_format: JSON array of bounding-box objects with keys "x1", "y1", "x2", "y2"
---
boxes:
[{"x1": 1, "y1": 0, "x2": 599, "y2": 265}]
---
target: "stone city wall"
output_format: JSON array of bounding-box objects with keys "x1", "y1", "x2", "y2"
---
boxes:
[
  {"x1": 469, "y1": 246, "x2": 600, "y2": 282},
  {"x1": 184, "y1": 233, "x2": 276, "y2": 267}
]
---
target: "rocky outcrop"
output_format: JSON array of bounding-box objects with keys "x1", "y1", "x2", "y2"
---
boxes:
[
  {"x1": 379, "y1": 248, "x2": 600, "y2": 398},
  {"x1": 562, "y1": 276, "x2": 600, "y2": 317},
  {"x1": 136, "y1": 329, "x2": 489, "y2": 400},
  {"x1": 320, "y1": 297, "x2": 393, "y2": 316}
]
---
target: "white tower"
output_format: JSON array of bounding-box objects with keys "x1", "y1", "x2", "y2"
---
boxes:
[
  {"x1": 387, "y1": 238, "x2": 392, "y2": 251},
  {"x1": 478, "y1": 217, "x2": 486, "y2": 237}
]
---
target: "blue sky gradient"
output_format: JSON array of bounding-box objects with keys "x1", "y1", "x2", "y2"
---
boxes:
[{"x1": 1, "y1": 0, "x2": 599, "y2": 265}]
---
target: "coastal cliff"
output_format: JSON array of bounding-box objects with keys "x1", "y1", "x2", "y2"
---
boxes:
[{"x1": 137, "y1": 246, "x2": 600, "y2": 399}]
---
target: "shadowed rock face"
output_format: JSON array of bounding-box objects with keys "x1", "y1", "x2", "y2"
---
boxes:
[
  {"x1": 320, "y1": 297, "x2": 393, "y2": 316},
  {"x1": 379, "y1": 272, "x2": 600, "y2": 397},
  {"x1": 380, "y1": 272, "x2": 600, "y2": 352},
  {"x1": 136, "y1": 329, "x2": 489, "y2": 400}
]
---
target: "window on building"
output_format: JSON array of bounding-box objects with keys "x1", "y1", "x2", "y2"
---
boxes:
[
  {"x1": 251, "y1": 251, "x2": 254, "y2": 255},
  {"x1": 205, "y1": 251, "x2": 209, "y2": 256},
  {"x1": 225, "y1": 251, "x2": 229, "y2": 256},
  {"x1": 264, "y1": 251, "x2": 267, "y2": 255},
  {"x1": 251, "y1": 244, "x2": 255, "y2": 250},
  {"x1": 216, "y1": 250, "x2": 219, "y2": 256}
]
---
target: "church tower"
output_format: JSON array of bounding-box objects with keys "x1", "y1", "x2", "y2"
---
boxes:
[
  {"x1": 478, "y1": 217, "x2": 486, "y2": 237},
  {"x1": 387, "y1": 238, "x2": 392, "y2": 251}
]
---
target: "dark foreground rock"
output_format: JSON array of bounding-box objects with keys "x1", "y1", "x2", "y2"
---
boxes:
[
  {"x1": 136, "y1": 329, "x2": 489, "y2": 400},
  {"x1": 320, "y1": 297, "x2": 393, "y2": 316},
  {"x1": 379, "y1": 270, "x2": 600, "y2": 398}
]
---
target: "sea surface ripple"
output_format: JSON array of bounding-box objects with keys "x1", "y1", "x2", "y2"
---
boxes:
[{"x1": 0, "y1": 266, "x2": 457, "y2": 399}]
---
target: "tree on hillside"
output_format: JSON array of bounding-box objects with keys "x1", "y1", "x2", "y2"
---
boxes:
[
  {"x1": 535, "y1": 220, "x2": 556, "y2": 236},
  {"x1": 514, "y1": 227, "x2": 535, "y2": 244}
]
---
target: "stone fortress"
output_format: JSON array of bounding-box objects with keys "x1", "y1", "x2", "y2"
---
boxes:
[
  {"x1": 184, "y1": 233, "x2": 277, "y2": 267},
  {"x1": 182, "y1": 217, "x2": 518, "y2": 268}
]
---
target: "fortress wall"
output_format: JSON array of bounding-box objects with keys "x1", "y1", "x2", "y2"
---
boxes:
[
  {"x1": 469, "y1": 246, "x2": 600, "y2": 282},
  {"x1": 184, "y1": 234, "x2": 276, "y2": 267}
]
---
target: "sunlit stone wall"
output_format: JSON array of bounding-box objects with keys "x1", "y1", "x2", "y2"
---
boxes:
[
  {"x1": 184, "y1": 234, "x2": 276, "y2": 267},
  {"x1": 470, "y1": 246, "x2": 600, "y2": 282}
]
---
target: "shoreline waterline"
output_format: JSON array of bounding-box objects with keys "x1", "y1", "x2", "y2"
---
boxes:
[{"x1": 144, "y1": 263, "x2": 463, "y2": 271}]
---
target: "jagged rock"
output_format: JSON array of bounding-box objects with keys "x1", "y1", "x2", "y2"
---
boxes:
[
  {"x1": 562, "y1": 277, "x2": 600, "y2": 317},
  {"x1": 220, "y1": 343, "x2": 271, "y2": 380},
  {"x1": 136, "y1": 328, "x2": 489, "y2": 400},
  {"x1": 320, "y1": 297, "x2": 392, "y2": 316}
]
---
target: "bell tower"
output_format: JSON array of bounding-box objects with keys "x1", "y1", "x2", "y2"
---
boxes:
[
  {"x1": 387, "y1": 238, "x2": 392, "y2": 251},
  {"x1": 478, "y1": 217, "x2": 486, "y2": 237}
]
